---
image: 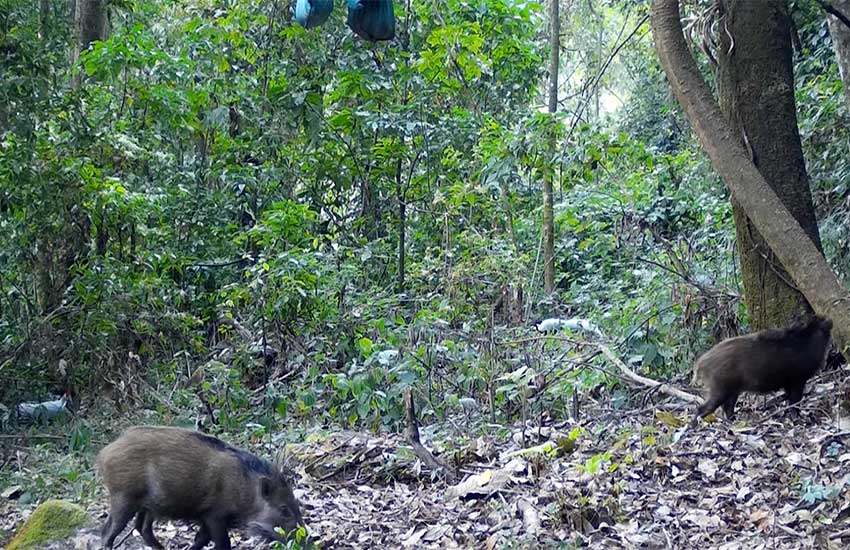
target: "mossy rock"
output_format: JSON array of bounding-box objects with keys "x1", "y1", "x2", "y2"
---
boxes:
[{"x1": 7, "y1": 500, "x2": 90, "y2": 550}]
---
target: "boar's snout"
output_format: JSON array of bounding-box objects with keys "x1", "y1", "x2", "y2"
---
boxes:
[
  {"x1": 249, "y1": 506, "x2": 304, "y2": 544},
  {"x1": 255, "y1": 474, "x2": 304, "y2": 536}
]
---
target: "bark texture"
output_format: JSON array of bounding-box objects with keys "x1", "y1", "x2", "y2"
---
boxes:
[
  {"x1": 825, "y1": 0, "x2": 850, "y2": 110},
  {"x1": 650, "y1": 0, "x2": 850, "y2": 357},
  {"x1": 717, "y1": 0, "x2": 822, "y2": 329}
]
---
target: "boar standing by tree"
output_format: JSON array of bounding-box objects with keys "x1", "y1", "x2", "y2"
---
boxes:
[
  {"x1": 691, "y1": 316, "x2": 833, "y2": 426},
  {"x1": 97, "y1": 426, "x2": 304, "y2": 550}
]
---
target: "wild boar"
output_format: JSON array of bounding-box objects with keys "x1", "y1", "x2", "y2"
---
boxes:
[
  {"x1": 97, "y1": 425, "x2": 303, "y2": 550},
  {"x1": 691, "y1": 315, "x2": 833, "y2": 425}
]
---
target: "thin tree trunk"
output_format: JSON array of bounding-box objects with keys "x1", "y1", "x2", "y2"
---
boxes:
[
  {"x1": 71, "y1": 0, "x2": 107, "y2": 88},
  {"x1": 396, "y1": 156, "x2": 406, "y2": 293},
  {"x1": 501, "y1": 180, "x2": 519, "y2": 254},
  {"x1": 717, "y1": 0, "x2": 821, "y2": 329},
  {"x1": 48, "y1": 0, "x2": 108, "y2": 311},
  {"x1": 650, "y1": 0, "x2": 850, "y2": 358},
  {"x1": 39, "y1": 0, "x2": 50, "y2": 39},
  {"x1": 543, "y1": 0, "x2": 559, "y2": 294},
  {"x1": 825, "y1": 0, "x2": 850, "y2": 111},
  {"x1": 359, "y1": 131, "x2": 379, "y2": 240}
]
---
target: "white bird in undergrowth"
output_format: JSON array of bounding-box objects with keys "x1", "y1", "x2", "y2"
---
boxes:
[{"x1": 535, "y1": 317, "x2": 603, "y2": 337}]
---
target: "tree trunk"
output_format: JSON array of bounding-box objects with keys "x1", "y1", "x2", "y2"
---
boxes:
[
  {"x1": 396, "y1": 156, "x2": 406, "y2": 293},
  {"x1": 543, "y1": 0, "x2": 559, "y2": 294},
  {"x1": 71, "y1": 0, "x2": 107, "y2": 87},
  {"x1": 717, "y1": 0, "x2": 822, "y2": 329},
  {"x1": 825, "y1": 0, "x2": 850, "y2": 110},
  {"x1": 500, "y1": 179, "x2": 519, "y2": 253},
  {"x1": 650, "y1": 0, "x2": 850, "y2": 357},
  {"x1": 45, "y1": 0, "x2": 108, "y2": 312},
  {"x1": 39, "y1": 0, "x2": 50, "y2": 39},
  {"x1": 359, "y1": 131, "x2": 380, "y2": 240}
]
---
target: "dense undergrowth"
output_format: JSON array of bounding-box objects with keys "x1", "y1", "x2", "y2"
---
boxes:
[{"x1": 1, "y1": 0, "x2": 848, "y2": 453}]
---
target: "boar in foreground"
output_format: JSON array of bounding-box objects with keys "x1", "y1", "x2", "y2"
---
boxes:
[
  {"x1": 97, "y1": 426, "x2": 303, "y2": 550},
  {"x1": 691, "y1": 315, "x2": 833, "y2": 425}
]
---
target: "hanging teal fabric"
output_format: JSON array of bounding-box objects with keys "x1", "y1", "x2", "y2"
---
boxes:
[
  {"x1": 347, "y1": 0, "x2": 395, "y2": 42},
  {"x1": 295, "y1": 0, "x2": 334, "y2": 29}
]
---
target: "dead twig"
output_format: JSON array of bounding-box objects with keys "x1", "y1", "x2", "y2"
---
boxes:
[
  {"x1": 403, "y1": 389, "x2": 457, "y2": 482},
  {"x1": 0, "y1": 433, "x2": 69, "y2": 441},
  {"x1": 517, "y1": 498, "x2": 541, "y2": 536},
  {"x1": 316, "y1": 446, "x2": 371, "y2": 483}
]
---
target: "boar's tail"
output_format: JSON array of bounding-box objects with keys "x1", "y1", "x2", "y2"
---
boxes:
[
  {"x1": 94, "y1": 448, "x2": 105, "y2": 476},
  {"x1": 690, "y1": 362, "x2": 701, "y2": 386}
]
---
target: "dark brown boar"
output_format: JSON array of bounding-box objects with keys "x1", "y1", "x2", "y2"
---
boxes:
[
  {"x1": 691, "y1": 315, "x2": 833, "y2": 425},
  {"x1": 97, "y1": 425, "x2": 303, "y2": 550}
]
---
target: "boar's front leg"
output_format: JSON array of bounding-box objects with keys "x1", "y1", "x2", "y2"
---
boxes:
[
  {"x1": 202, "y1": 517, "x2": 231, "y2": 550},
  {"x1": 188, "y1": 522, "x2": 211, "y2": 550},
  {"x1": 784, "y1": 383, "x2": 805, "y2": 418},
  {"x1": 784, "y1": 384, "x2": 804, "y2": 406}
]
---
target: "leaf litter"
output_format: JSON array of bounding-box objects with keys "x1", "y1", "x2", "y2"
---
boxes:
[{"x1": 2, "y1": 368, "x2": 850, "y2": 549}]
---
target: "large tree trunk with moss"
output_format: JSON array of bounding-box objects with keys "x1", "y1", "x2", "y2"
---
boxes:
[
  {"x1": 543, "y1": 0, "x2": 559, "y2": 294},
  {"x1": 716, "y1": 0, "x2": 822, "y2": 329},
  {"x1": 825, "y1": 0, "x2": 850, "y2": 110},
  {"x1": 650, "y1": 0, "x2": 850, "y2": 357}
]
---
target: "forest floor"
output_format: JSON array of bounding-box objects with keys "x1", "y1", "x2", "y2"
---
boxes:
[{"x1": 2, "y1": 366, "x2": 850, "y2": 549}]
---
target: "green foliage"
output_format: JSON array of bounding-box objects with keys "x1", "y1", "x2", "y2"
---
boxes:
[
  {"x1": 2, "y1": 0, "x2": 848, "y2": 435},
  {"x1": 793, "y1": 4, "x2": 850, "y2": 281},
  {"x1": 270, "y1": 525, "x2": 311, "y2": 550}
]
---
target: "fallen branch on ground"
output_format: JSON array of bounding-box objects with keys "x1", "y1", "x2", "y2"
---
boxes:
[{"x1": 597, "y1": 343, "x2": 703, "y2": 405}]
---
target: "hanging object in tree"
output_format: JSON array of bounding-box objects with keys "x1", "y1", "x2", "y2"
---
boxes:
[
  {"x1": 295, "y1": 0, "x2": 334, "y2": 29},
  {"x1": 346, "y1": 0, "x2": 395, "y2": 42}
]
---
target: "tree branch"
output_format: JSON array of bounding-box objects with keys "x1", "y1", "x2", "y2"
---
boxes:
[
  {"x1": 818, "y1": 0, "x2": 850, "y2": 32},
  {"x1": 597, "y1": 343, "x2": 702, "y2": 404}
]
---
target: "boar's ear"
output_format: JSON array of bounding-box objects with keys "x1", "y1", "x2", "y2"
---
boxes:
[{"x1": 260, "y1": 476, "x2": 273, "y2": 498}]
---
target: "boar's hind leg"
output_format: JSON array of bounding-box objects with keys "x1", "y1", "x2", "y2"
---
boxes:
[
  {"x1": 691, "y1": 393, "x2": 726, "y2": 426},
  {"x1": 101, "y1": 496, "x2": 139, "y2": 549},
  {"x1": 100, "y1": 515, "x2": 112, "y2": 540},
  {"x1": 188, "y1": 522, "x2": 211, "y2": 550},
  {"x1": 134, "y1": 510, "x2": 163, "y2": 550}
]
